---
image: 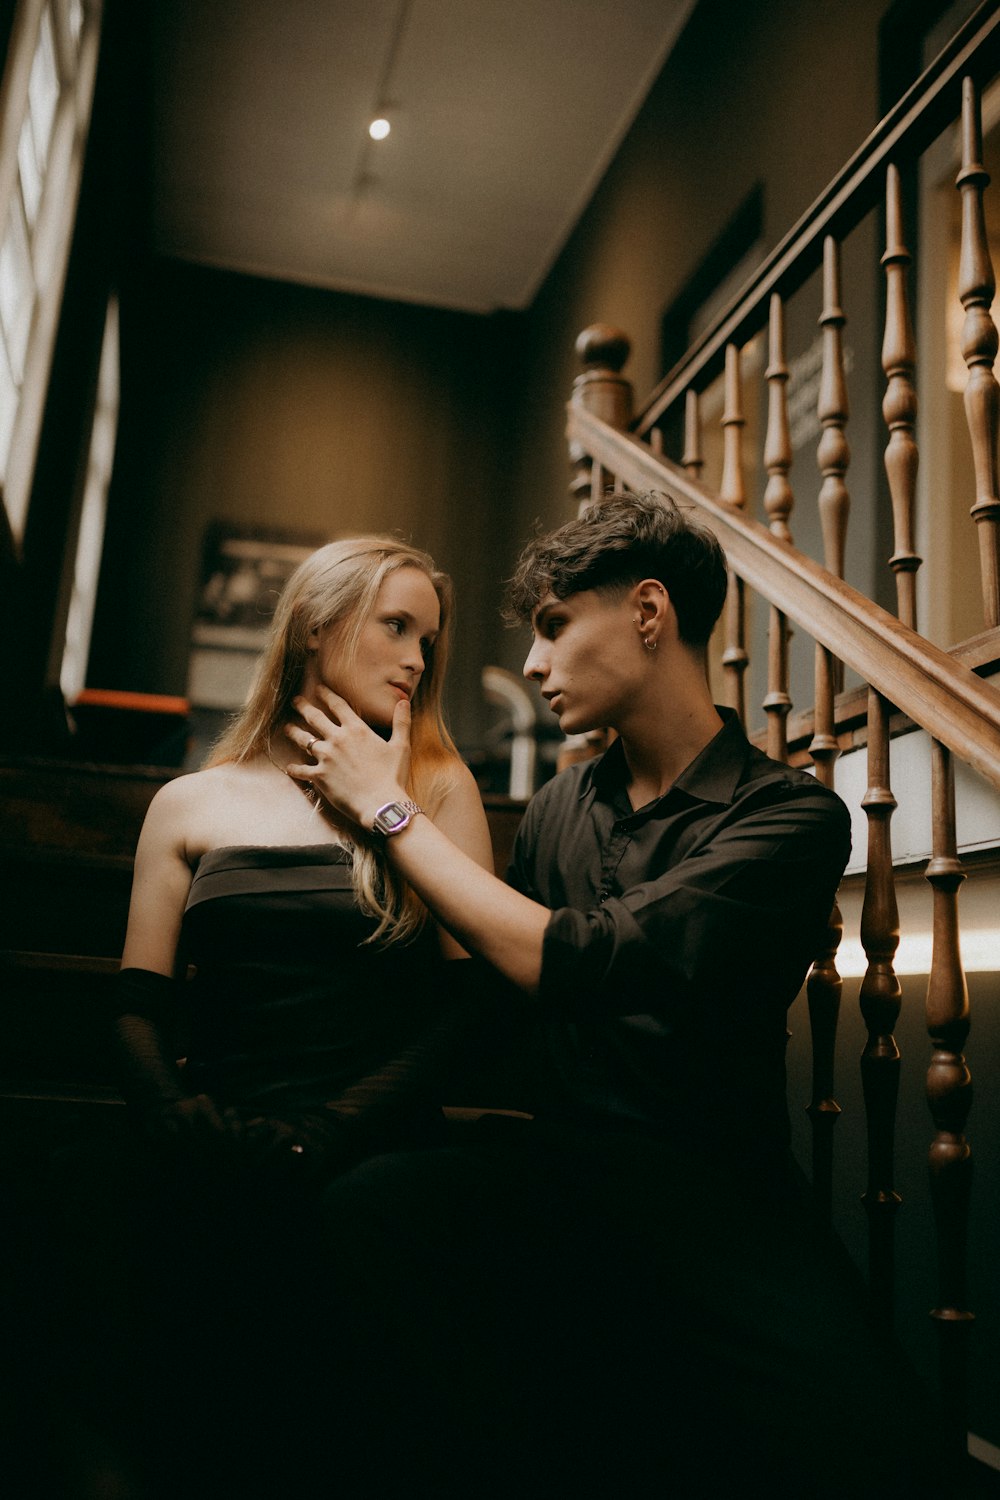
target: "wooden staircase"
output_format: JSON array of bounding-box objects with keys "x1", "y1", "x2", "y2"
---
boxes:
[{"x1": 561, "y1": 0, "x2": 1000, "y2": 1475}]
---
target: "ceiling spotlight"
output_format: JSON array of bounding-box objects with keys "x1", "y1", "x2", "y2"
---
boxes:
[{"x1": 369, "y1": 117, "x2": 390, "y2": 141}]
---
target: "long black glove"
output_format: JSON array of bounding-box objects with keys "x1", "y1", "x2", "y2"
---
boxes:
[
  {"x1": 114, "y1": 959, "x2": 516, "y2": 1180},
  {"x1": 112, "y1": 967, "x2": 226, "y2": 1150}
]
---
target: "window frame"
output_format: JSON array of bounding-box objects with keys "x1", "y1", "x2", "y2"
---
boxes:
[{"x1": 0, "y1": 0, "x2": 102, "y2": 551}]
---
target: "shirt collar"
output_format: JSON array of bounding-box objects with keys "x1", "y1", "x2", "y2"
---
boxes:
[{"x1": 583, "y1": 707, "x2": 749, "y2": 812}]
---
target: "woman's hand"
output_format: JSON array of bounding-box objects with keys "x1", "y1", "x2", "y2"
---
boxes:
[
  {"x1": 221, "y1": 1107, "x2": 352, "y2": 1186},
  {"x1": 144, "y1": 1092, "x2": 226, "y2": 1147},
  {"x1": 285, "y1": 687, "x2": 411, "y2": 831}
]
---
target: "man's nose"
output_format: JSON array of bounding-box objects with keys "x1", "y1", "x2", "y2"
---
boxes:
[{"x1": 523, "y1": 640, "x2": 546, "y2": 681}]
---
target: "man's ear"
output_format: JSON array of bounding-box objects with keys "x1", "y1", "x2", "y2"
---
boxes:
[{"x1": 635, "y1": 579, "x2": 670, "y2": 632}]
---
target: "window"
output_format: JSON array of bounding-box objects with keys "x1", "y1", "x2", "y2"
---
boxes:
[
  {"x1": 58, "y1": 294, "x2": 117, "y2": 704},
  {"x1": 0, "y1": 0, "x2": 102, "y2": 547}
]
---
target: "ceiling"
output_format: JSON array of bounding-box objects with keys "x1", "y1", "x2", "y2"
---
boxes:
[{"x1": 150, "y1": 0, "x2": 695, "y2": 315}]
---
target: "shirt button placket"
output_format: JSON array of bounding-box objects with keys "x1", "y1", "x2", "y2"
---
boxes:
[{"x1": 599, "y1": 823, "x2": 630, "y2": 903}]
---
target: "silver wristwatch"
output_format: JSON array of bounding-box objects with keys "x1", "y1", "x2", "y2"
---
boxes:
[{"x1": 371, "y1": 799, "x2": 422, "y2": 837}]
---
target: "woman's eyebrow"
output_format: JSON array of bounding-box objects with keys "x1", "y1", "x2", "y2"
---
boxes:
[{"x1": 381, "y1": 607, "x2": 439, "y2": 638}]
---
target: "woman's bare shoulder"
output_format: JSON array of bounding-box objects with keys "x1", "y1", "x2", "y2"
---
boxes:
[
  {"x1": 141, "y1": 762, "x2": 255, "y2": 839},
  {"x1": 147, "y1": 762, "x2": 244, "y2": 811},
  {"x1": 426, "y1": 752, "x2": 480, "y2": 810},
  {"x1": 431, "y1": 755, "x2": 493, "y2": 868}
]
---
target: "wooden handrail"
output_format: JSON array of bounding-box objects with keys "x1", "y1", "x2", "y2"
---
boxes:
[
  {"x1": 566, "y1": 405, "x2": 1000, "y2": 789},
  {"x1": 634, "y1": 0, "x2": 1000, "y2": 435}
]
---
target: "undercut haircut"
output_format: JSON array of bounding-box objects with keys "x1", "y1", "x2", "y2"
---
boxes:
[{"x1": 504, "y1": 491, "x2": 728, "y2": 648}]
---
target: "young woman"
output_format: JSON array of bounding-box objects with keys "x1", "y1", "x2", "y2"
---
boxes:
[
  {"x1": 104, "y1": 534, "x2": 494, "y2": 1495},
  {"x1": 116, "y1": 533, "x2": 492, "y2": 1158}
]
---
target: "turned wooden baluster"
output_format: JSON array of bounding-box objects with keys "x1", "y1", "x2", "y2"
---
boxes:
[
  {"x1": 925, "y1": 742, "x2": 974, "y2": 1470},
  {"x1": 812, "y1": 238, "x2": 850, "y2": 783},
  {"x1": 811, "y1": 236, "x2": 850, "y2": 761},
  {"x1": 762, "y1": 294, "x2": 794, "y2": 764},
  {"x1": 858, "y1": 689, "x2": 902, "y2": 1322},
  {"x1": 856, "y1": 162, "x2": 921, "y2": 1323},
  {"x1": 806, "y1": 237, "x2": 851, "y2": 1215},
  {"x1": 882, "y1": 164, "x2": 921, "y2": 632},
  {"x1": 921, "y1": 78, "x2": 989, "y2": 1458},
  {"x1": 569, "y1": 325, "x2": 632, "y2": 516},
  {"x1": 957, "y1": 77, "x2": 1000, "y2": 627},
  {"x1": 816, "y1": 235, "x2": 851, "y2": 584},
  {"x1": 682, "y1": 389, "x2": 704, "y2": 482},
  {"x1": 719, "y1": 343, "x2": 749, "y2": 724}
]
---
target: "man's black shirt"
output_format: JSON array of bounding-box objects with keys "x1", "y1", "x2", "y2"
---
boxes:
[{"x1": 507, "y1": 709, "x2": 851, "y2": 1160}]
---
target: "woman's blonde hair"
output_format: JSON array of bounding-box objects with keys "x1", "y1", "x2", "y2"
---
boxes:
[{"x1": 208, "y1": 534, "x2": 460, "y2": 944}]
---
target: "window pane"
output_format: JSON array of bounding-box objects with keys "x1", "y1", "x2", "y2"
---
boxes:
[
  {"x1": 0, "y1": 336, "x2": 18, "y2": 479},
  {"x1": 60, "y1": 299, "x2": 119, "y2": 702},
  {"x1": 67, "y1": 0, "x2": 84, "y2": 48},
  {"x1": 27, "y1": 9, "x2": 60, "y2": 172},
  {"x1": 0, "y1": 202, "x2": 35, "y2": 381},
  {"x1": 17, "y1": 116, "x2": 42, "y2": 228}
]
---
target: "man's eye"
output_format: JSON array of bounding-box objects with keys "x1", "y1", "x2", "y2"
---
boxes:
[{"x1": 547, "y1": 618, "x2": 564, "y2": 637}]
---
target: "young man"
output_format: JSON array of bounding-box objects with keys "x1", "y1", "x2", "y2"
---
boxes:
[
  {"x1": 290, "y1": 492, "x2": 848, "y2": 1173},
  {"x1": 290, "y1": 494, "x2": 935, "y2": 1497}
]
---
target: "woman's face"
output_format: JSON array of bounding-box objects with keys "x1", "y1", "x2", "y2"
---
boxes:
[{"x1": 311, "y1": 566, "x2": 441, "y2": 730}]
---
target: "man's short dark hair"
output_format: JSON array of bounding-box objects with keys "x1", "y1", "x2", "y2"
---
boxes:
[{"x1": 504, "y1": 492, "x2": 729, "y2": 647}]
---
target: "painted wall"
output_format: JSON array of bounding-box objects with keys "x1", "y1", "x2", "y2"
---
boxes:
[{"x1": 87, "y1": 259, "x2": 520, "y2": 751}]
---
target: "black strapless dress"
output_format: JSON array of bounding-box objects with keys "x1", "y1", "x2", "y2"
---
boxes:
[
  {"x1": 178, "y1": 844, "x2": 447, "y2": 1121},
  {"x1": 52, "y1": 847, "x2": 471, "y2": 1495}
]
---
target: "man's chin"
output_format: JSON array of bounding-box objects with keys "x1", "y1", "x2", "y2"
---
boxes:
[{"x1": 556, "y1": 710, "x2": 593, "y2": 736}]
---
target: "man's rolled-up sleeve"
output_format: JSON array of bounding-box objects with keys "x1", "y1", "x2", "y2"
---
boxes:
[{"x1": 537, "y1": 785, "x2": 850, "y2": 1020}]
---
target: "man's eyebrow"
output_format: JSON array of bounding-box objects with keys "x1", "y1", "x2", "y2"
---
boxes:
[{"x1": 532, "y1": 593, "x2": 565, "y2": 624}]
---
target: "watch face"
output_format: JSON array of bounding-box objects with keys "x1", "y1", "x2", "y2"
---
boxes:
[
  {"x1": 373, "y1": 799, "x2": 420, "y2": 836},
  {"x1": 380, "y1": 804, "x2": 409, "y2": 832}
]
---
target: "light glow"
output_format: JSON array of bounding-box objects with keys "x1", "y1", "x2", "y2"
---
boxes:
[
  {"x1": 835, "y1": 928, "x2": 1000, "y2": 978},
  {"x1": 368, "y1": 117, "x2": 390, "y2": 141}
]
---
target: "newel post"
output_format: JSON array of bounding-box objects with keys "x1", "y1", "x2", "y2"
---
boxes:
[
  {"x1": 569, "y1": 325, "x2": 633, "y2": 513},
  {"x1": 560, "y1": 326, "x2": 633, "y2": 770}
]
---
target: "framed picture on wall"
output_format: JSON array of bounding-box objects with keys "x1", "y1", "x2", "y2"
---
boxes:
[{"x1": 187, "y1": 522, "x2": 324, "y2": 711}]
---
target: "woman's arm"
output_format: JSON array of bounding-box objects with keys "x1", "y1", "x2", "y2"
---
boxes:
[
  {"x1": 121, "y1": 777, "x2": 198, "y2": 976},
  {"x1": 116, "y1": 778, "x2": 225, "y2": 1139},
  {"x1": 288, "y1": 691, "x2": 550, "y2": 993},
  {"x1": 428, "y1": 760, "x2": 497, "y2": 960}
]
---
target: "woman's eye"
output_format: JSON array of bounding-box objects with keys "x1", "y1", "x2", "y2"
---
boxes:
[{"x1": 386, "y1": 618, "x2": 404, "y2": 635}]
